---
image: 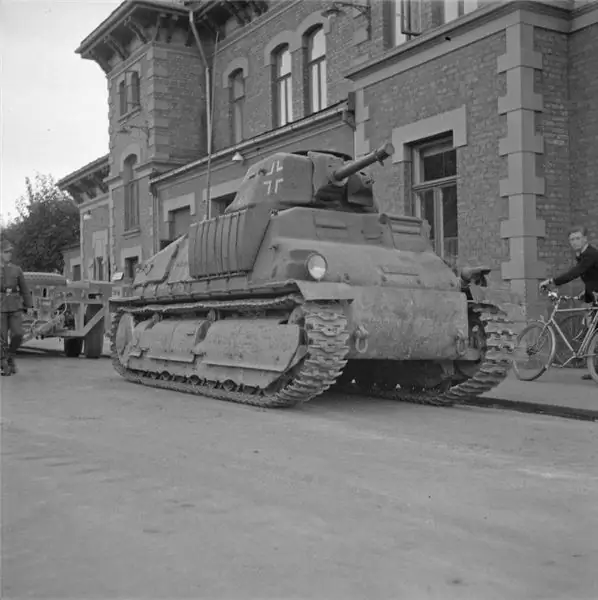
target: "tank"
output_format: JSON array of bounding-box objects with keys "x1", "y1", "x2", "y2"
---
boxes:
[{"x1": 109, "y1": 143, "x2": 516, "y2": 408}]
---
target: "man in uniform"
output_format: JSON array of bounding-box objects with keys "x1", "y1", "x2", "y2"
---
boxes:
[{"x1": 1, "y1": 239, "x2": 32, "y2": 374}]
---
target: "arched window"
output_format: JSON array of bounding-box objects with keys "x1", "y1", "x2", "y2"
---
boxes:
[
  {"x1": 273, "y1": 45, "x2": 293, "y2": 127},
  {"x1": 229, "y1": 69, "x2": 245, "y2": 144},
  {"x1": 306, "y1": 26, "x2": 326, "y2": 114},
  {"x1": 123, "y1": 154, "x2": 139, "y2": 231},
  {"x1": 118, "y1": 80, "x2": 127, "y2": 116},
  {"x1": 130, "y1": 71, "x2": 140, "y2": 107}
]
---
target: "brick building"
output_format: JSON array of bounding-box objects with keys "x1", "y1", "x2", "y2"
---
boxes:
[{"x1": 58, "y1": 0, "x2": 598, "y2": 318}]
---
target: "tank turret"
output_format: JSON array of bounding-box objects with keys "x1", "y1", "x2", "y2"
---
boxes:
[
  {"x1": 225, "y1": 143, "x2": 394, "y2": 213},
  {"x1": 329, "y1": 142, "x2": 394, "y2": 182},
  {"x1": 110, "y1": 140, "x2": 516, "y2": 411}
]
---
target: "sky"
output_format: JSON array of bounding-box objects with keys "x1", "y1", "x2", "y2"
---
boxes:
[{"x1": 1, "y1": 0, "x2": 122, "y2": 224}]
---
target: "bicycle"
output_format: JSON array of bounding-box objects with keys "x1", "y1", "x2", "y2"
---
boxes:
[{"x1": 513, "y1": 290, "x2": 598, "y2": 383}]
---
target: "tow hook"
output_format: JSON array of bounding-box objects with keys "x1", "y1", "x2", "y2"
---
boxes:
[{"x1": 353, "y1": 325, "x2": 369, "y2": 354}]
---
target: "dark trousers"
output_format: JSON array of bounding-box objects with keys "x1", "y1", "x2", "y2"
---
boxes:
[{"x1": 0, "y1": 311, "x2": 24, "y2": 354}]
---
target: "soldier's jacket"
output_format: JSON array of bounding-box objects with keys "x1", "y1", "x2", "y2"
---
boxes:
[{"x1": 0, "y1": 263, "x2": 32, "y2": 313}]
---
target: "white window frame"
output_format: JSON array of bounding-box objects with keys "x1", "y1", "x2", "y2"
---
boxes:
[
  {"x1": 274, "y1": 45, "x2": 293, "y2": 127},
  {"x1": 392, "y1": 0, "x2": 422, "y2": 46},
  {"x1": 412, "y1": 138, "x2": 459, "y2": 266},
  {"x1": 443, "y1": 0, "x2": 479, "y2": 24},
  {"x1": 306, "y1": 26, "x2": 327, "y2": 114}
]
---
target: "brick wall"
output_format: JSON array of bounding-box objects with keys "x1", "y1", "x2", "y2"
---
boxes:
[
  {"x1": 150, "y1": 45, "x2": 206, "y2": 162},
  {"x1": 111, "y1": 174, "x2": 153, "y2": 270},
  {"x1": 569, "y1": 23, "x2": 598, "y2": 246},
  {"x1": 210, "y1": 0, "x2": 359, "y2": 152},
  {"x1": 534, "y1": 28, "x2": 572, "y2": 276},
  {"x1": 153, "y1": 122, "x2": 353, "y2": 236},
  {"x1": 362, "y1": 32, "x2": 509, "y2": 281}
]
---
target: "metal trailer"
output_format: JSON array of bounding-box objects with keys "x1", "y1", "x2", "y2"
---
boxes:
[{"x1": 22, "y1": 272, "x2": 112, "y2": 358}]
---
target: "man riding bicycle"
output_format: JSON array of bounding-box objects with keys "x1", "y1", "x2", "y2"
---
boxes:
[{"x1": 540, "y1": 225, "x2": 598, "y2": 380}]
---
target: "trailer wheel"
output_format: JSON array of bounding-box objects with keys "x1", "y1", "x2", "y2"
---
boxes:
[
  {"x1": 64, "y1": 338, "x2": 83, "y2": 358},
  {"x1": 84, "y1": 305, "x2": 105, "y2": 359}
]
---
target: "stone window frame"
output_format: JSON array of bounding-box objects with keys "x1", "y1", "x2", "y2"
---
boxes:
[
  {"x1": 295, "y1": 12, "x2": 330, "y2": 116},
  {"x1": 271, "y1": 43, "x2": 293, "y2": 128},
  {"x1": 116, "y1": 66, "x2": 142, "y2": 120},
  {"x1": 120, "y1": 245, "x2": 142, "y2": 281},
  {"x1": 91, "y1": 229, "x2": 110, "y2": 282},
  {"x1": 391, "y1": 105, "x2": 467, "y2": 266},
  {"x1": 122, "y1": 153, "x2": 140, "y2": 233},
  {"x1": 303, "y1": 25, "x2": 327, "y2": 115},
  {"x1": 411, "y1": 136, "x2": 459, "y2": 266},
  {"x1": 435, "y1": 0, "x2": 480, "y2": 28},
  {"x1": 162, "y1": 193, "x2": 196, "y2": 243},
  {"x1": 385, "y1": 0, "x2": 423, "y2": 47},
  {"x1": 222, "y1": 57, "x2": 249, "y2": 146}
]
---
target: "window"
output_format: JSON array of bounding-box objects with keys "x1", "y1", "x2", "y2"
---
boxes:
[
  {"x1": 94, "y1": 256, "x2": 104, "y2": 281},
  {"x1": 130, "y1": 71, "x2": 141, "y2": 107},
  {"x1": 392, "y1": 0, "x2": 422, "y2": 45},
  {"x1": 229, "y1": 69, "x2": 245, "y2": 144},
  {"x1": 412, "y1": 138, "x2": 458, "y2": 267},
  {"x1": 123, "y1": 154, "x2": 139, "y2": 231},
  {"x1": 437, "y1": 0, "x2": 479, "y2": 25},
  {"x1": 273, "y1": 45, "x2": 293, "y2": 127},
  {"x1": 124, "y1": 256, "x2": 139, "y2": 280},
  {"x1": 169, "y1": 206, "x2": 192, "y2": 240},
  {"x1": 212, "y1": 193, "x2": 235, "y2": 217},
  {"x1": 72, "y1": 264, "x2": 81, "y2": 281},
  {"x1": 306, "y1": 27, "x2": 327, "y2": 114},
  {"x1": 119, "y1": 80, "x2": 127, "y2": 116}
]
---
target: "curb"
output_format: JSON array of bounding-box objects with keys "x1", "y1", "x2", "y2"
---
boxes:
[
  {"x1": 16, "y1": 347, "x2": 598, "y2": 422},
  {"x1": 462, "y1": 397, "x2": 598, "y2": 422}
]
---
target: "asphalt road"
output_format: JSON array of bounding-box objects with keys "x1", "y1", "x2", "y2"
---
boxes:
[{"x1": 2, "y1": 352, "x2": 597, "y2": 599}]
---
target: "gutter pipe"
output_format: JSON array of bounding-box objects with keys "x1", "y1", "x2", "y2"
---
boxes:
[{"x1": 188, "y1": 8, "x2": 215, "y2": 219}]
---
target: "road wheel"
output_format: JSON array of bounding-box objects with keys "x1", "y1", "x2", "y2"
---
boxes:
[
  {"x1": 512, "y1": 322, "x2": 556, "y2": 382},
  {"x1": 586, "y1": 331, "x2": 598, "y2": 384},
  {"x1": 64, "y1": 338, "x2": 83, "y2": 358},
  {"x1": 84, "y1": 305, "x2": 105, "y2": 359}
]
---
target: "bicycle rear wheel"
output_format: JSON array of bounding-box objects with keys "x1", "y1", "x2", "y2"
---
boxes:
[
  {"x1": 513, "y1": 322, "x2": 556, "y2": 381},
  {"x1": 586, "y1": 330, "x2": 598, "y2": 384}
]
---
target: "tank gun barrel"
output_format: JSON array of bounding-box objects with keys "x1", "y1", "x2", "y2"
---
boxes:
[{"x1": 330, "y1": 142, "x2": 395, "y2": 182}]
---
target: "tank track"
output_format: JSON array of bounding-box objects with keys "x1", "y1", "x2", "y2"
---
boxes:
[
  {"x1": 339, "y1": 303, "x2": 516, "y2": 407},
  {"x1": 110, "y1": 295, "x2": 350, "y2": 408}
]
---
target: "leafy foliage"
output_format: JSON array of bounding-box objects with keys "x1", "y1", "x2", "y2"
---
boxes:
[{"x1": 1, "y1": 174, "x2": 79, "y2": 273}]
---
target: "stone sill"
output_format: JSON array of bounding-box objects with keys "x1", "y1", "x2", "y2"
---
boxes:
[
  {"x1": 118, "y1": 106, "x2": 142, "y2": 123},
  {"x1": 122, "y1": 228, "x2": 141, "y2": 239}
]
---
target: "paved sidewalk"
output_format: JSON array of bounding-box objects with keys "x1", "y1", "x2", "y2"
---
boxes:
[
  {"x1": 21, "y1": 338, "x2": 597, "y2": 420},
  {"x1": 471, "y1": 368, "x2": 597, "y2": 420}
]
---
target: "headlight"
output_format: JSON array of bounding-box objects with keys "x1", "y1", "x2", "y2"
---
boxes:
[{"x1": 306, "y1": 253, "x2": 327, "y2": 281}]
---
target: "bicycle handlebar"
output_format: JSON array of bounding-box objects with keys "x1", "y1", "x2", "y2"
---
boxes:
[{"x1": 543, "y1": 290, "x2": 578, "y2": 303}]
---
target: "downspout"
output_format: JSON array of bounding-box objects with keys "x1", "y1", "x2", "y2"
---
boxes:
[{"x1": 188, "y1": 9, "x2": 214, "y2": 219}]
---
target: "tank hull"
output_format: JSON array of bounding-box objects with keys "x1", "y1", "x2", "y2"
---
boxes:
[{"x1": 110, "y1": 201, "x2": 517, "y2": 408}]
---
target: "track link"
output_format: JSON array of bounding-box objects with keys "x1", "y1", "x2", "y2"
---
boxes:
[
  {"x1": 110, "y1": 295, "x2": 350, "y2": 408},
  {"x1": 339, "y1": 303, "x2": 517, "y2": 407}
]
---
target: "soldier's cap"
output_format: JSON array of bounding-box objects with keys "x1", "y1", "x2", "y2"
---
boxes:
[{"x1": 1, "y1": 239, "x2": 14, "y2": 252}]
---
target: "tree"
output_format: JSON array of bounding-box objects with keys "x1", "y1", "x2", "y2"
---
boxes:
[{"x1": 2, "y1": 174, "x2": 79, "y2": 273}]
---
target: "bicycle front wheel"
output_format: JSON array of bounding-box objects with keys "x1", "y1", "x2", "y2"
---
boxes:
[
  {"x1": 513, "y1": 322, "x2": 556, "y2": 381},
  {"x1": 586, "y1": 330, "x2": 598, "y2": 384},
  {"x1": 554, "y1": 313, "x2": 586, "y2": 367}
]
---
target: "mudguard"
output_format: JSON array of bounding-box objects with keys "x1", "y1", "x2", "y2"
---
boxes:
[{"x1": 295, "y1": 280, "x2": 354, "y2": 301}]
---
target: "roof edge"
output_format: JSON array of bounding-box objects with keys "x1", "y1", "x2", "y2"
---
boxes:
[{"x1": 57, "y1": 154, "x2": 110, "y2": 189}]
